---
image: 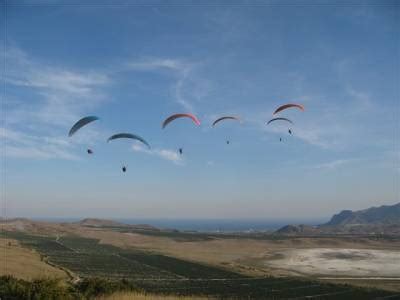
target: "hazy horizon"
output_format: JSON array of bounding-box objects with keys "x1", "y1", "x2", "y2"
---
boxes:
[
  {"x1": 2, "y1": 1, "x2": 399, "y2": 220},
  {"x1": 4, "y1": 200, "x2": 399, "y2": 221},
  {"x1": 30, "y1": 216, "x2": 329, "y2": 232}
]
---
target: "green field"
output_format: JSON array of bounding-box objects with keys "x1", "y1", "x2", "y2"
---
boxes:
[{"x1": 1, "y1": 231, "x2": 397, "y2": 299}]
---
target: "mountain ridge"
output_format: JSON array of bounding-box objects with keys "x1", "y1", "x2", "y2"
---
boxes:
[
  {"x1": 323, "y1": 202, "x2": 400, "y2": 226},
  {"x1": 276, "y1": 202, "x2": 400, "y2": 235}
]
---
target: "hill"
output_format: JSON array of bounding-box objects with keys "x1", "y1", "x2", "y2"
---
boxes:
[
  {"x1": 77, "y1": 218, "x2": 129, "y2": 227},
  {"x1": 276, "y1": 202, "x2": 400, "y2": 235},
  {"x1": 275, "y1": 224, "x2": 319, "y2": 235},
  {"x1": 77, "y1": 218, "x2": 160, "y2": 231},
  {"x1": 0, "y1": 238, "x2": 69, "y2": 281},
  {"x1": 324, "y1": 202, "x2": 400, "y2": 226}
]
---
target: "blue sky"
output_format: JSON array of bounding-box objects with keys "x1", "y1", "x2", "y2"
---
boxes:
[{"x1": 1, "y1": 0, "x2": 399, "y2": 220}]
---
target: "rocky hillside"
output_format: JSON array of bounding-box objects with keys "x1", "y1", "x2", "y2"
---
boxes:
[
  {"x1": 276, "y1": 202, "x2": 400, "y2": 235},
  {"x1": 275, "y1": 224, "x2": 319, "y2": 235},
  {"x1": 323, "y1": 203, "x2": 400, "y2": 226}
]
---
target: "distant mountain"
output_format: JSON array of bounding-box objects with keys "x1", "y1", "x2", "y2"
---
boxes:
[
  {"x1": 77, "y1": 218, "x2": 159, "y2": 231},
  {"x1": 0, "y1": 217, "x2": 160, "y2": 234},
  {"x1": 275, "y1": 224, "x2": 319, "y2": 235},
  {"x1": 276, "y1": 202, "x2": 400, "y2": 235},
  {"x1": 323, "y1": 203, "x2": 400, "y2": 226},
  {"x1": 77, "y1": 218, "x2": 128, "y2": 227}
]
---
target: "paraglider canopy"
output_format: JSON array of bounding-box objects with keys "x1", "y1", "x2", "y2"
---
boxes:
[
  {"x1": 212, "y1": 116, "x2": 240, "y2": 145},
  {"x1": 267, "y1": 117, "x2": 293, "y2": 125},
  {"x1": 273, "y1": 104, "x2": 304, "y2": 115},
  {"x1": 68, "y1": 116, "x2": 99, "y2": 137},
  {"x1": 162, "y1": 113, "x2": 201, "y2": 129},
  {"x1": 107, "y1": 133, "x2": 151, "y2": 149},
  {"x1": 212, "y1": 116, "x2": 241, "y2": 127}
]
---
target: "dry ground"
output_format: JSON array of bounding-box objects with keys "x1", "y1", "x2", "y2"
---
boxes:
[
  {"x1": 264, "y1": 248, "x2": 400, "y2": 277},
  {"x1": 96, "y1": 292, "x2": 211, "y2": 300},
  {"x1": 319, "y1": 278, "x2": 400, "y2": 293},
  {"x1": 74, "y1": 228, "x2": 400, "y2": 291},
  {"x1": 75, "y1": 228, "x2": 400, "y2": 271},
  {"x1": 2, "y1": 220, "x2": 400, "y2": 291},
  {"x1": 0, "y1": 238, "x2": 69, "y2": 281}
]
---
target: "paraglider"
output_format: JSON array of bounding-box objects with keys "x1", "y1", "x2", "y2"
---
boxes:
[
  {"x1": 273, "y1": 104, "x2": 304, "y2": 115},
  {"x1": 107, "y1": 133, "x2": 151, "y2": 149},
  {"x1": 107, "y1": 133, "x2": 149, "y2": 174},
  {"x1": 266, "y1": 117, "x2": 293, "y2": 125},
  {"x1": 267, "y1": 118, "x2": 294, "y2": 141},
  {"x1": 68, "y1": 116, "x2": 99, "y2": 137},
  {"x1": 162, "y1": 113, "x2": 200, "y2": 155},
  {"x1": 212, "y1": 116, "x2": 241, "y2": 127},
  {"x1": 69, "y1": 116, "x2": 100, "y2": 154},
  {"x1": 63, "y1": 103, "x2": 307, "y2": 173},
  {"x1": 162, "y1": 113, "x2": 201, "y2": 129},
  {"x1": 212, "y1": 116, "x2": 240, "y2": 145}
]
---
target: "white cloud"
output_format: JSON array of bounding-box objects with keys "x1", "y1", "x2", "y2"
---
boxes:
[
  {"x1": 3, "y1": 48, "x2": 208, "y2": 161},
  {"x1": 4, "y1": 47, "x2": 110, "y2": 126},
  {"x1": 312, "y1": 159, "x2": 355, "y2": 170},
  {"x1": 1, "y1": 127, "x2": 79, "y2": 160},
  {"x1": 4, "y1": 145, "x2": 78, "y2": 160},
  {"x1": 127, "y1": 57, "x2": 206, "y2": 113},
  {"x1": 128, "y1": 58, "x2": 186, "y2": 72},
  {"x1": 174, "y1": 70, "x2": 194, "y2": 112},
  {"x1": 157, "y1": 149, "x2": 182, "y2": 163},
  {"x1": 254, "y1": 89, "x2": 373, "y2": 150},
  {"x1": 132, "y1": 143, "x2": 183, "y2": 165},
  {"x1": 259, "y1": 116, "x2": 339, "y2": 149},
  {"x1": 3, "y1": 47, "x2": 110, "y2": 160},
  {"x1": 292, "y1": 127, "x2": 338, "y2": 149},
  {"x1": 7, "y1": 69, "x2": 108, "y2": 96},
  {"x1": 347, "y1": 86, "x2": 373, "y2": 112}
]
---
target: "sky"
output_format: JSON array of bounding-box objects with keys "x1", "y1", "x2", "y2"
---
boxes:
[{"x1": 1, "y1": 0, "x2": 399, "y2": 220}]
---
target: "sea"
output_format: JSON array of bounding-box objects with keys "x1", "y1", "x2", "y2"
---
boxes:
[{"x1": 33, "y1": 217, "x2": 326, "y2": 233}]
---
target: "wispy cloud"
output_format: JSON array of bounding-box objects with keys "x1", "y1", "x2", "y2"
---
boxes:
[
  {"x1": 3, "y1": 46, "x2": 110, "y2": 160},
  {"x1": 128, "y1": 58, "x2": 186, "y2": 72},
  {"x1": 1, "y1": 127, "x2": 79, "y2": 160},
  {"x1": 3, "y1": 47, "x2": 210, "y2": 161},
  {"x1": 312, "y1": 159, "x2": 355, "y2": 170},
  {"x1": 5, "y1": 47, "x2": 110, "y2": 126},
  {"x1": 174, "y1": 69, "x2": 194, "y2": 112},
  {"x1": 132, "y1": 143, "x2": 183, "y2": 165},
  {"x1": 258, "y1": 113, "x2": 342, "y2": 150},
  {"x1": 127, "y1": 57, "x2": 208, "y2": 113},
  {"x1": 255, "y1": 85, "x2": 377, "y2": 150},
  {"x1": 346, "y1": 86, "x2": 374, "y2": 113},
  {"x1": 4, "y1": 145, "x2": 78, "y2": 160},
  {"x1": 291, "y1": 126, "x2": 344, "y2": 149}
]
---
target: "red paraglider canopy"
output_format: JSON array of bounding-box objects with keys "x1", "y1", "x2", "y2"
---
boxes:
[
  {"x1": 273, "y1": 104, "x2": 304, "y2": 115},
  {"x1": 162, "y1": 113, "x2": 201, "y2": 129}
]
